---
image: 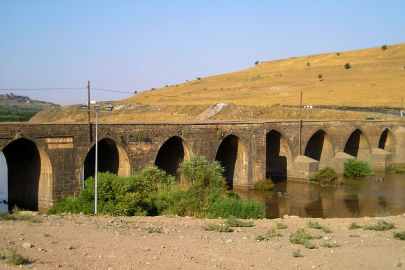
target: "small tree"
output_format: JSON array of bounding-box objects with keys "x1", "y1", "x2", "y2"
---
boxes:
[
  {"x1": 255, "y1": 61, "x2": 259, "y2": 66},
  {"x1": 344, "y1": 63, "x2": 351, "y2": 69},
  {"x1": 337, "y1": 52, "x2": 340, "y2": 56},
  {"x1": 381, "y1": 45, "x2": 388, "y2": 50},
  {"x1": 318, "y1": 74, "x2": 323, "y2": 79},
  {"x1": 307, "y1": 62, "x2": 310, "y2": 66},
  {"x1": 134, "y1": 91, "x2": 138, "y2": 94}
]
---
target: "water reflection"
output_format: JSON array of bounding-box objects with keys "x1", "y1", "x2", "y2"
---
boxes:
[{"x1": 235, "y1": 172, "x2": 405, "y2": 219}]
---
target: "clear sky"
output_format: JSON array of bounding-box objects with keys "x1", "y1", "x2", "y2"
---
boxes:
[{"x1": 0, "y1": 1, "x2": 404, "y2": 105}]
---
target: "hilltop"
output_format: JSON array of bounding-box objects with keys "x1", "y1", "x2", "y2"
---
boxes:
[
  {"x1": 0, "y1": 94, "x2": 59, "y2": 122},
  {"x1": 31, "y1": 43, "x2": 405, "y2": 122}
]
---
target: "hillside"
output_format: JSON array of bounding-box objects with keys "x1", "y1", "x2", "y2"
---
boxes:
[
  {"x1": 0, "y1": 94, "x2": 58, "y2": 122},
  {"x1": 121, "y1": 43, "x2": 405, "y2": 108},
  {"x1": 31, "y1": 43, "x2": 405, "y2": 122}
]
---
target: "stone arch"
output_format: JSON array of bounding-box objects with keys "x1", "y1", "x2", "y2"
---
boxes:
[
  {"x1": 304, "y1": 129, "x2": 334, "y2": 168},
  {"x1": 154, "y1": 136, "x2": 193, "y2": 179},
  {"x1": 266, "y1": 130, "x2": 293, "y2": 182},
  {"x1": 344, "y1": 128, "x2": 371, "y2": 159},
  {"x1": 378, "y1": 128, "x2": 395, "y2": 153},
  {"x1": 83, "y1": 138, "x2": 131, "y2": 182},
  {"x1": 2, "y1": 138, "x2": 53, "y2": 213},
  {"x1": 215, "y1": 134, "x2": 248, "y2": 189}
]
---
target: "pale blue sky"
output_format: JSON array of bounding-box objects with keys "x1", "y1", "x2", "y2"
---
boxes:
[{"x1": 0, "y1": 1, "x2": 404, "y2": 105}]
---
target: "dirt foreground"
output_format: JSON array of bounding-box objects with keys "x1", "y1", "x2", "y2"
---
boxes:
[{"x1": 1, "y1": 213, "x2": 405, "y2": 270}]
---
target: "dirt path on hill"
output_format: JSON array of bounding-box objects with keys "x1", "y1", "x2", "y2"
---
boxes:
[{"x1": 1, "y1": 214, "x2": 405, "y2": 270}]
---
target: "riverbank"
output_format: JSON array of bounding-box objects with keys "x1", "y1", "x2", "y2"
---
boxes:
[{"x1": 1, "y1": 213, "x2": 404, "y2": 269}]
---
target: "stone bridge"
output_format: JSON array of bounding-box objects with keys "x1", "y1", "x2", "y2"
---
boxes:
[{"x1": 0, "y1": 119, "x2": 404, "y2": 213}]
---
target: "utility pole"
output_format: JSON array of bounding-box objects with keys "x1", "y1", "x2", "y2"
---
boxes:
[
  {"x1": 88, "y1": 81, "x2": 91, "y2": 142},
  {"x1": 299, "y1": 91, "x2": 302, "y2": 155},
  {"x1": 401, "y1": 98, "x2": 403, "y2": 117}
]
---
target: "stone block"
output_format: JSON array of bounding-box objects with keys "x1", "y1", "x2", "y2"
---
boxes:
[
  {"x1": 292, "y1": 155, "x2": 319, "y2": 179},
  {"x1": 334, "y1": 152, "x2": 355, "y2": 173},
  {"x1": 371, "y1": 148, "x2": 392, "y2": 169}
]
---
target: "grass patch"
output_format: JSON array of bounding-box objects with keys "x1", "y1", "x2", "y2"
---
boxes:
[
  {"x1": 343, "y1": 159, "x2": 373, "y2": 177},
  {"x1": 363, "y1": 221, "x2": 395, "y2": 231},
  {"x1": 349, "y1": 234, "x2": 360, "y2": 237},
  {"x1": 253, "y1": 179, "x2": 275, "y2": 190},
  {"x1": 373, "y1": 211, "x2": 391, "y2": 217},
  {"x1": 255, "y1": 235, "x2": 267, "y2": 241},
  {"x1": 289, "y1": 228, "x2": 317, "y2": 249},
  {"x1": 202, "y1": 223, "x2": 232, "y2": 232},
  {"x1": 349, "y1": 222, "x2": 362, "y2": 230},
  {"x1": 225, "y1": 216, "x2": 254, "y2": 227},
  {"x1": 310, "y1": 167, "x2": 340, "y2": 184},
  {"x1": 43, "y1": 233, "x2": 50, "y2": 237},
  {"x1": 322, "y1": 242, "x2": 340, "y2": 248},
  {"x1": 5, "y1": 249, "x2": 29, "y2": 265},
  {"x1": 142, "y1": 227, "x2": 162, "y2": 234},
  {"x1": 386, "y1": 166, "x2": 405, "y2": 174},
  {"x1": 267, "y1": 228, "x2": 283, "y2": 238},
  {"x1": 0, "y1": 206, "x2": 42, "y2": 223},
  {"x1": 277, "y1": 222, "x2": 288, "y2": 229},
  {"x1": 307, "y1": 220, "x2": 332, "y2": 233},
  {"x1": 292, "y1": 251, "x2": 303, "y2": 257},
  {"x1": 393, "y1": 231, "x2": 405, "y2": 240}
]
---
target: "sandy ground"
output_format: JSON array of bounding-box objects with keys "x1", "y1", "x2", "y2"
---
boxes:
[{"x1": 1, "y1": 213, "x2": 405, "y2": 270}]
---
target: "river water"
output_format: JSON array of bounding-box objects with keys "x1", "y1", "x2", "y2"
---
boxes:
[
  {"x1": 0, "y1": 152, "x2": 404, "y2": 218},
  {"x1": 235, "y1": 172, "x2": 405, "y2": 219}
]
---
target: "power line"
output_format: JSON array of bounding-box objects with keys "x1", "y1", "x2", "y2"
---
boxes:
[{"x1": 0, "y1": 87, "x2": 86, "y2": 91}]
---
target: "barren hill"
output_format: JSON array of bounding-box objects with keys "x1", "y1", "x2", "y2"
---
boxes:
[{"x1": 31, "y1": 43, "x2": 405, "y2": 122}]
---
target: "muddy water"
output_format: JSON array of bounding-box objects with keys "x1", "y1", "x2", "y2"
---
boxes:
[{"x1": 235, "y1": 172, "x2": 405, "y2": 219}]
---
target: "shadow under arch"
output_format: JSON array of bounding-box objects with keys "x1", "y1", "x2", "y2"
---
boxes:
[
  {"x1": 266, "y1": 130, "x2": 293, "y2": 183},
  {"x1": 304, "y1": 129, "x2": 334, "y2": 169},
  {"x1": 83, "y1": 138, "x2": 130, "y2": 182},
  {"x1": 344, "y1": 128, "x2": 371, "y2": 159},
  {"x1": 379, "y1": 128, "x2": 395, "y2": 152},
  {"x1": 154, "y1": 136, "x2": 193, "y2": 180},
  {"x1": 215, "y1": 134, "x2": 247, "y2": 189},
  {"x1": 2, "y1": 138, "x2": 53, "y2": 213}
]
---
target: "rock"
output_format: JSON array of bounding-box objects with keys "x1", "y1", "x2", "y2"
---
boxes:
[
  {"x1": 66, "y1": 245, "x2": 73, "y2": 250},
  {"x1": 323, "y1": 236, "x2": 330, "y2": 241},
  {"x1": 22, "y1": 243, "x2": 32, "y2": 249}
]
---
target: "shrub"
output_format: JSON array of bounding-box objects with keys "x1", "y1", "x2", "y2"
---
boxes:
[
  {"x1": 337, "y1": 53, "x2": 340, "y2": 56},
  {"x1": 293, "y1": 251, "x2": 303, "y2": 257},
  {"x1": 289, "y1": 228, "x2": 316, "y2": 249},
  {"x1": 255, "y1": 61, "x2": 259, "y2": 66},
  {"x1": 267, "y1": 228, "x2": 283, "y2": 237},
  {"x1": 344, "y1": 63, "x2": 351, "y2": 69},
  {"x1": 349, "y1": 222, "x2": 362, "y2": 230},
  {"x1": 277, "y1": 222, "x2": 288, "y2": 229},
  {"x1": 381, "y1": 45, "x2": 388, "y2": 50},
  {"x1": 393, "y1": 231, "x2": 405, "y2": 240},
  {"x1": 307, "y1": 62, "x2": 310, "y2": 66},
  {"x1": 6, "y1": 249, "x2": 29, "y2": 265},
  {"x1": 202, "y1": 223, "x2": 232, "y2": 232},
  {"x1": 225, "y1": 216, "x2": 254, "y2": 227},
  {"x1": 253, "y1": 179, "x2": 275, "y2": 190},
  {"x1": 318, "y1": 74, "x2": 323, "y2": 79},
  {"x1": 343, "y1": 159, "x2": 373, "y2": 177},
  {"x1": 255, "y1": 235, "x2": 267, "y2": 241},
  {"x1": 322, "y1": 242, "x2": 340, "y2": 248},
  {"x1": 363, "y1": 221, "x2": 395, "y2": 231},
  {"x1": 310, "y1": 167, "x2": 339, "y2": 184}
]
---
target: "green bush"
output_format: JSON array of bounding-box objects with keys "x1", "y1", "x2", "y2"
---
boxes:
[
  {"x1": 310, "y1": 167, "x2": 339, "y2": 184},
  {"x1": 48, "y1": 156, "x2": 265, "y2": 219},
  {"x1": 318, "y1": 74, "x2": 323, "y2": 79},
  {"x1": 343, "y1": 159, "x2": 373, "y2": 177},
  {"x1": 344, "y1": 63, "x2": 351, "y2": 69},
  {"x1": 381, "y1": 45, "x2": 388, "y2": 50},
  {"x1": 253, "y1": 179, "x2": 275, "y2": 190}
]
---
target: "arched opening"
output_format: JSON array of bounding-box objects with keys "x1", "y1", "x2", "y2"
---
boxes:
[
  {"x1": 379, "y1": 128, "x2": 394, "y2": 152},
  {"x1": 304, "y1": 130, "x2": 334, "y2": 168},
  {"x1": 215, "y1": 135, "x2": 247, "y2": 189},
  {"x1": 83, "y1": 138, "x2": 130, "y2": 182},
  {"x1": 344, "y1": 129, "x2": 371, "y2": 159},
  {"x1": 155, "y1": 136, "x2": 192, "y2": 179},
  {"x1": 266, "y1": 130, "x2": 292, "y2": 183},
  {"x1": 2, "y1": 138, "x2": 52, "y2": 212}
]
